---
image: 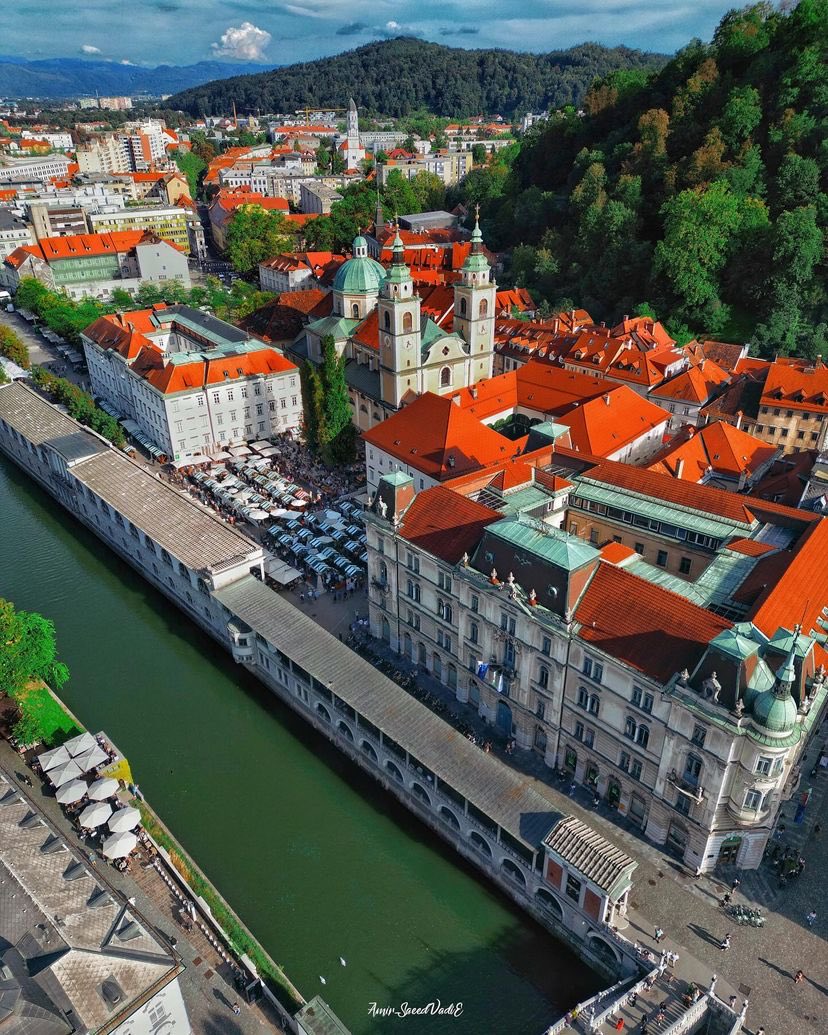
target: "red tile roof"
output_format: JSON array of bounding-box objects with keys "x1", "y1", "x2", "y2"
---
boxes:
[
  {"x1": 397, "y1": 486, "x2": 501, "y2": 563},
  {"x1": 648, "y1": 421, "x2": 776, "y2": 481},
  {"x1": 363, "y1": 392, "x2": 519, "y2": 481},
  {"x1": 748, "y1": 519, "x2": 828, "y2": 638},
  {"x1": 557, "y1": 385, "x2": 669, "y2": 457},
  {"x1": 649, "y1": 359, "x2": 730, "y2": 404},
  {"x1": 575, "y1": 563, "x2": 731, "y2": 683},
  {"x1": 599, "y1": 542, "x2": 638, "y2": 564},
  {"x1": 726, "y1": 538, "x2": 776, "y2": 556},
  {"x1": 760, "y1": 360, "x2": 828, "y2": 413}
]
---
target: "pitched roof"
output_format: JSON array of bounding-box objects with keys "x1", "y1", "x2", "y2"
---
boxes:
[
  {"x1": 556, "y1": 385, "x2": 669, "y2": 457},
  {"x1": 649, "y1": 359, "x2": 730, "y2": 404},
  {"x1": 575, "y1": 562, "x2": 731, "y2": 683},
  {"x1": 397, "y1": 486, "x2": 502, "y2": 563},
  {"x1": 748, "y1": 519, "x2": 828, "y2": 639},
  {"x1": 749, "y1": 449, "x2": 819, "y2": 506},
  {"x1": 543, "y1": 815, "x2": 635, "y2": 893},
  {"x1": 648, "y1": 421, "x2": 776, "y2": 481},
  {"x1": 363, "y1": 392, "x2": 518, "y2": 480},
  {"x1": 760, "y1": 360, "x2": 828, "y2": 413}
]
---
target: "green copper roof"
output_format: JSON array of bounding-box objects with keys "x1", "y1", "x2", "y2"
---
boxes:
[
  {"x1": 306, "y1": 315, "x2": 361, "y2": 340},
  {"x1": 768, "y1": 627, "x2": 814, "y2": 658},
  {"x1": 744, "y1": 658, "x2": 775, "y2": 708},
  {"x1": 751, "y1": 688, "x2": 798, "y2": 734},
  {"x1": 708, "y1": 627, "x2": 762, "y2": 661},
  {"x1": 487, "y1": 517, "x2": 600, "y2": 571},
  {"x1": 384, "y1": 261, "x2": 412, "y2": 286},
  {"x1": 382, "y1": 470, "x2": 414, "y2": 486},
  {"x1": 333, "y1": 254, "x2": 386, "y2": 295},
  {"x1": 529, "y1": 421, "x2": 571, "y2": 443}
]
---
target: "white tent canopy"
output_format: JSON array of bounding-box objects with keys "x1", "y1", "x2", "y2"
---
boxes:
[
  {"x1": 79, "y1": 801, "x2": 113, "y2": 828},
  {"x1": 102, "y1": 831, "x2": 138, "y2": 859},
  {"x1": 55, "y1": 779, "x2": 88, "y2": 805},
  {"x1": 87, "y1": 776, "x2": 119, "y2": 801},
  {"x1": 62, "y1": 731, "x2": 98, "y2": 757},
  {"x1": 38, "y1": 744, "x2": 72, "y2": 772},
  {"x1": 108, "y1": 806, "x2": 141, "y2": 834},
  {"x1": 49, "y1": 760, "x2": 84, "y2": 788},
  {"x1": 72, "y1": 745, "x2": 109, "y2": 773}
]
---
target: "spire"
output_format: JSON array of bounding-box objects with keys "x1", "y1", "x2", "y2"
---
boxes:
[
  {"x1": 462, "y1": 203, "x2": 489, "y2": 275},
  {"x1": 470, "y1": 203, "x2": 483, "y2": 251},
  {"x1": 774, "y1": 625, "x2": 800, "y2": 697},
  {"x1": 391, "y1": 216, "x2": 405, "y2": 264},
  {"x1": 349, "y1": 97, "x2": 357, "y2": 112}
]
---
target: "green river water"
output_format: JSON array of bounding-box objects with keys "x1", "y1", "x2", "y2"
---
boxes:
[{"x1": 0, "y1": 455, "x2": 601, "y2": 1034}]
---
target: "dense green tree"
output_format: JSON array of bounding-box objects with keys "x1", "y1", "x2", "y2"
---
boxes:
[
  {"x1": 773, "y1": 153, "x2": 822, "y2": 212},
  {"x1": 471, "y1": 144, "x2": 487, "y2": 166},
  {"x1": 0, "y1": 325, "x2": 30, "y2": 369},
  {"x1": 225, "y1": 205, "x2": 294, "y2": 275},
  {"x1": 718, "y1": 86, "x2": 762, "y2": 148},
  {"x1": 301, "y1": 336, "x2": 356, "y2": 464},
  {"x1": 173, "y1": 149, "x2": 206, "y2": 199},
  {"x1": 0, "y1": 598, "x2": 69, "y2": 699}
]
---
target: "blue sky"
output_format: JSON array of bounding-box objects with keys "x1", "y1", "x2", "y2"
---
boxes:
[{"x1": 7, "y1": 0, "x2": 735, "y2": 65}]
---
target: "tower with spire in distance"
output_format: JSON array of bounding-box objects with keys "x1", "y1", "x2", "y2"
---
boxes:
[
  {"x1": 453, "y1": 204, "x2": 496, "y2": 382},
  {"x1": 347, "y1": 97, "x2": 359, "y2": 147},
  {"x1": 379, "y1": 221, "x2": 421, "y2": 408}
]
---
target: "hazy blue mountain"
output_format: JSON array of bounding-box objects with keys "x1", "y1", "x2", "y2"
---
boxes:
[{"x1": 0, "y1": 57, "x2": 274, "y2": 99}]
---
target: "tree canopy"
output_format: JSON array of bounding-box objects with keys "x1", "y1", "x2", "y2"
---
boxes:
[
  {"x1": 301, "y1": 336, "x2": 357, "y2": 465},
  {"x1": 473, "y1": 0, "x2": 828, "y2": 354},
  {"x1": 226, "y1": 205, "x2": 295, "y2": 275},
  {"x1": 169, "y1": 38, "x2": 666, "y2": 118}
]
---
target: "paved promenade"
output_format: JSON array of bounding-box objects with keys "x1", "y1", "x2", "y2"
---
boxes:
[{"x1": 0, "y1": 738, "x2": 288, "y2": 1035}]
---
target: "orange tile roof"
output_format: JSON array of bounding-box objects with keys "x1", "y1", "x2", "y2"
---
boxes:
[
  {"x1": 599, "y1": 541, "x2": 638, "y2": 564},
  {"x1": 495, "y1": 287, "x2": 536, "y2": 314},
  {"x1": 556, "y1": 385, "x2": 669, "y2": 457},
  {"x1": 363, "y1": 392, "x2": 519, "y2": 481},
  {"x1": 397, "y1": 486, "x2": 502, "y2": 564},
  {"x1": 649, "y1": 359, "x2": 730, "y2": 404},
  {"x1": 575, "y1": 562, "x2": 731, "y2": 683},
  {"x1": 583, "y1": 458, "x2": 812, "y2": 526},
  {"x1": 748, "y1": 519, "x2": 828, "y2": 637},
  {"x1": 648, "y1": 421, "x2": 776, "y2": 481},
  {"x1": 36, "y1": 230, "x2": 148, "y2": 261},
  {"x1": 726, "y1": 538, "x2": 776, "y2": 557},
  {"x1": 760, "y1": 360, "x2": 828, "y2": 413}
]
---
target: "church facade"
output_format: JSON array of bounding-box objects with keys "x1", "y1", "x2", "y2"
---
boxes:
[{"x1": 300, "y1": 219, "x2": 496, "y2": 431}]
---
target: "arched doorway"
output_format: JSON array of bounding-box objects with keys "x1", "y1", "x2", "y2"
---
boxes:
[
  {"x1": 496, "y1": 700, "x2": 512, "y2": 735},
  {"x1": 587, "y1": 936, "x2": 620, "y2": 969},
  {"x1": 381, "y1": 616, "x2": 390, "y2": 644},
  {"x1": 629, "y1": 793, "x2": 647, "y2": 828},
  {"x1": 418, "y1": 642, "x2": 426, "y2": 666},
  {"x1": 536, "y1": 888, "x2": 563, "y2": 919},
  {"x1": 666, "y1": 820, "x2": 689, "y2": 858},
  {"x1": 501, "y1": 859, "x2": 526, "y2": 885},
  {"x1": 403, "y1": 632, "x2": 413, "y2": 660},
  {"x1": 607, "y1": 778, "x2": 621, "y2": 810},
  {"x1": 718, "y1": 836, "x2": 742, "y2": 865},
  {"x1": 470, "y1": 831, "x2": 492, "y2": 856}
]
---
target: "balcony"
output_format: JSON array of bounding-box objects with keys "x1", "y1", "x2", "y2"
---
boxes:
[{"x1": 667, "y1": 769, "x2": 705, "y2": 805}]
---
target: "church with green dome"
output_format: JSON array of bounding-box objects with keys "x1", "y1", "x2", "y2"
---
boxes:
[{"x1": 302, "y1": 217, "x2": 496, "y2": 431}]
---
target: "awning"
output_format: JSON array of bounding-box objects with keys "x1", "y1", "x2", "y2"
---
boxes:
[
  {"x1": 79, "y1": 801, "x2": 113, "y2": 828},
  {"x1": 172, "y1": 454, "x2": 211, "y2": 468},
  {"x1": 55, "y1": 778, "x2": 88, "y2": 805},
  {"x1": 102, "y1": 830, "x2": 138, "y2": 859},
  {"x1": 49, "y1": 759, "x2": 84, "y2": 788},
  {"x1": 264, "y1": 558, "x2": 302, "y2": 584},
  {"x1": 88, "y1": 776, "x2": 119, "y2": 800},
  {"x1": 38, "y1": 744, "x2": 72, "y2": 771},
  {"x1": 62, "y1": 731, "x2": 98, "y2": 756},
  {"x1": 72, "y1": 745, "x2": 109, "y2": 773},
  {"x1": 108, "y1": 806, "x2": 141, "y2": 833}
]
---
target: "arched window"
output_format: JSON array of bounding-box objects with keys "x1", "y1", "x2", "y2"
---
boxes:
[
  {"x1": 402, "y1": 312, "x2": 413, "y2": 332},
  {"x1": 589, "y1": 694, "x2": 600, "y2": 716},
  {"x1": 460, "y1": 297, "x2": 467, "y2": 316},
  {"x1": 412, "y1": 782, "x2": 431, "y2": 806},
  {"x1": 470, "y1": 831, "x2": 492, "y2": 856},
  {"x1": 538, "y1": 665, "x2": 549, "y2": 689},
  {"x1": 636, "y1": 724, "x2": 650, "y2": 749},
  {"x1": 440, "y1": 366, "x2": 451, "y2": 387},
  {"x1": 536, "y1": 888, "x2": 563, "y2": 918},
  {"x1": 479, "y1": 298, "x2": 488, "y2": 318},
  {"x1": 383, "y1": 310, "x2": 390, "y2": 330},
  {"x1": 379, "y1": 560, "x2": 388, "y2": 581},
  {"x1": 362, "y1": 740, "x2": 378, "y2": 761},
  {"x1": 386, "y1": 760, "x2": 403, "y2": 781},
  {"x1": 625, "y1": 717, "x2": 637, "y2": 740},
  {"x1": 577, "y1": 686, "x2": 589, "y2": 709},
  {"x1": 317, "y1": 703, "x2": 331, "y2": 722},
  {"x1": 440, "y1": 806, "x2": 460, "y2": 829},
  {"x1": 502, "y1": 858, "x2": 526, "y2": 885},
  {"x1": 338, "y1": 721, "x2": 354, "y2": 741},
  {"x1": 351, "y1": 303, "x2": 359, "y2": 319}
]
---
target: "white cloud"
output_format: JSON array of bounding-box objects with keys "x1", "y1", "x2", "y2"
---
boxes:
[
  {"x1": 386, "y1": 20, "x2": 400, "y2": 29},
  {"x1": 80, "y1": 44, "x2": 101, "y2": 54},
  {"x1": 211, "y1": 21, "x2": 272, "y2": 61}
]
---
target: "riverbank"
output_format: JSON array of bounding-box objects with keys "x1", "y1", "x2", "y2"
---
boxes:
[{"x1": 0, "y1": 425, "x2": 595, "y2": 1033}]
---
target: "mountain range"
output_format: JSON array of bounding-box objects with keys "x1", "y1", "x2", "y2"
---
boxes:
[
  {"x1": 0, "y1": 57, "x2": 273, "y2": 100},
  {"x1": 167, "y1": 38, "x2": 667, "y2": 118}
]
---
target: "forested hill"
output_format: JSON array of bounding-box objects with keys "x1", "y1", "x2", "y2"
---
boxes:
[
  {"x1": 473, "y1": 1, "x2": 828, "y2": 355},
  {"x1": 167, "y1": 38, "x2": 666, "y2": 117}
]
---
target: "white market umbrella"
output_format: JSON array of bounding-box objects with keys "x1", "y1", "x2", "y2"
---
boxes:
[
  {"x1": 88, "y1": 776, "x2": 119, "y2": 801},
  {"x1": 63, "y1": 731, "x2": 98, "y2": 757},
  {"x1": 79, "y1": 801, "x2": 113, "y2": 829},
  {"x1": 49, "y1": 759, "x2": 84, "y2": 788},
  {"x1": 102, "y1": 831, "x2": 138, "y2": 859},
  {"x1": 55, "y1": 779, "x2": 88, "y2": 805},
  {"x1": 38, "y1": 744, "x2": 72, "y2": 772},
  {"x1": 72, "y1": 745, "x2": 109, "y2": 773},
  {"x1": 108, "y1": 806, "x2": 141, "y2": 834}
]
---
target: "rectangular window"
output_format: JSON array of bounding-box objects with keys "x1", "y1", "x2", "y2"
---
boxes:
[
  {"x1": 536, "y1": 699, "x2": 545, "y2": 720},
  {"x1": 470, "y1": 594, "x2": 479, "y2": 613},
  {"x1": 630, "y1": 759, "x2": 642, "y2": 781},
  {"x1": 619, "y1": 751, "x2": 630, "y2": 772},
  {"x1": 584, "y1": 729, "x2": 594, "y2": 748},
  {"x1": 691, "y1": 724, "x2": 707, "y2": 748},
  {"x1": 755, "y1": 756, "x2": 772, "y2": 776},
  {"x1": 575, "y1": 721, "x2": 585, "y2": 741},
  {"x1": 634, "y1": 542, "x2": 645, "y2": 555},
  {"x1": 212, "y1": 391, "x2": 220, "y2": 404},
  {"x1": 744, "y1": 789, "x2": 762, "y2": 810},
  {"x1": 656, "y1": 550, "x2": 668, "y2": 568},
  {"x1": 541, "y1": 636, "x2": 552, "y2": 656},
  {"x1": 583, "y1": 658, "x2": 603, "y2": 684},
  {"x1": 565, "y1": 874, "x2": 582, "y2": 902},
  {"x1": 280, "y1": 398, "x2": 287, "y2": 409},
  {"x1": 679, "y1": 557, "x2": 692, "y2": 575},
  {"x1": 241, "y1": 386, "x2": 248, "y2": 398}
]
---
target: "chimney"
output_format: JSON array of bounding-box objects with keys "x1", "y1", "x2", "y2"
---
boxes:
[
  {"x1": 675, "y1": 457, "x2": 685, "y2": 479},
  {"x1": 603, "y1": 393, "x2": 611, "y2": 406}
]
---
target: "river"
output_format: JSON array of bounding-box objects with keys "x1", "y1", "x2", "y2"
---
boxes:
[{"x1": 0, "y1": 455, "x2": 602, "y2": 1034}]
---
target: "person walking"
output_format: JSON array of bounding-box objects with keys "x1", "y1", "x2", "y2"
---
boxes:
[
  {"x1": 721, "y1": 891, "x2": 732, "y2": 908},
  {"x1": 719, "y1": 933, "x2": 731, "y2": 952},
  {"x1": 806, "y1": 909, "x2": 817, "y2": 927},
  {"x1": 793, "y1": 970, "x2": 805, "y2": 984},
  {"x1": 231, "y1": 1001, "x2": 241, "y2": 1014},
  {"x1": 730, "y1": 878, "x2": 741, "y2": 893},
  {"x1": 654, "y1": 926, "x2": 665, "y2": 944}
]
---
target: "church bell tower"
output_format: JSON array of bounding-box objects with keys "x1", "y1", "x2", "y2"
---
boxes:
[
  {"x1": 379, "y1": 227, "x2": 421, "y2": 408},
  {"x1": 453, "y1": 206, "x2": 496, "y2": 382}
]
